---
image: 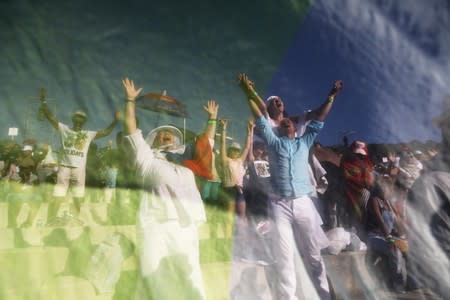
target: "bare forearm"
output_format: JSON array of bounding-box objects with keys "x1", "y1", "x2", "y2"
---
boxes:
[
  {"x1": 96, "y1": 119, "x2": 119, "y2": 139},
  {"x1": 124, "y1": 102, "x2": 137, "y2": 135},
  {"x1": 313, "y1": 96, "x2": 334, "y2": 121},
  {"x1": 121, "y1": 78, "x2": 142, "y2": 134},
  {"x1": 312, "y1": 80, "x2": 343, "y2": 121},
  {"x1": 240, "y1": 129, "x2": 253, "y2": 161},
  {"x1": 205, "y1": 113, "x2": 218, "y2": 140},
  {"x1": 248, "y1": 89, "x2": 268, "y2": 117},
  {"x1": 220, "y1": 136, "x2": 227, "y2": 164},
  {"x1": 40, "y1": 102, "x2": 58, "y2": 129},
  {"x1": 247, "y1": 137, "x2": 254, "y2": 162},
  {"x1": 248, "y1": 99, "x2": 263, "y2": 118}
]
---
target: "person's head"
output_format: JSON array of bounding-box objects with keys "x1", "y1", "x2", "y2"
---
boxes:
[
  {"x1": 22, "y1": 145, "x2": 33, "y2": 156},
  {"x1": 146, "y1": 125, "x2": 183, "y2": 151},
  {"x1": 71, "y1": 111, "x2": 87, "y2": 130},
  {"x1": 279, "y1": 118, "x2": 296, "y2": 139},
  {"x1": 399, "y1": 149, "x2": 416, "y2": 165},
  {"x1": 350, "y1": 140, "x2": 368, "y2": 158},
  {"x1": 227, "y1": 142, "x2": 241, "y2": 159},
  {"x1": 253, "y1": 141, "x2": 266, "y2": 160},
  {"x1": 266, "y1": 96, "x2": 285, "y2": 119}
]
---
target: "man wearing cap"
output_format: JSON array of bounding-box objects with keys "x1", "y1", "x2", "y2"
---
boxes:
[
  {"x1": 243, "y1": 79, "x2": 343, "y2": 300},
  {"x1": 39, "y1": 97, "x2": 120, "y2": 222},
  {"x1": 340, "y1": 140, "x2": 374, "y2": 228},
  {"x1": 122, "y1": 77, "x2": 209, "y2": 299}
]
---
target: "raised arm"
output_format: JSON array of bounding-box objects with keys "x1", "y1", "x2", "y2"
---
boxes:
[
  {"x1": 95, "y1": 109, "x2": 121, "y2": 139},
  {"x1": 247, "y1": 130, "x2": 255, "y2": 163},
  {"x1": 308, "y1": 80, "x2": 344, "y2": 121},
  {"x1": 219, "y1": 119, "x2": 229, "y2": 163},
  {"x1": 238, "y1": 73, "x2": 268, "y2": 118},
  {"x1": 239, "y1": 120, "x2": 255, "y2": 162},
  {"x1": 248, "y1": 98, "x2": 264, "y2": 119},
  {"x1": 203, "y1": 100, "x2": 219, "y2": 140},
  {"x1": 122, "y1": 78, "x2": 143, "y2": 135},
  {"x1": 39, "y1": 88, "x2": 59, "y2": 129}
]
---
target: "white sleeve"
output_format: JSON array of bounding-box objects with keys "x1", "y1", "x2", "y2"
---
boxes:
[
  {"x1": 88, "y1": 130, "x2": 98, "y2": 142},
  {"x1": 58, "y1": 122, "x2": 68, "y2": 133},
  {"x1": 123, "y1": 129, "x2": 154, "y2": 172}
]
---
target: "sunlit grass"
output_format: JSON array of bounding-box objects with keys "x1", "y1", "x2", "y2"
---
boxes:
[{"x1": 0, "y1": 183, "x2": 234, "y2": 300}]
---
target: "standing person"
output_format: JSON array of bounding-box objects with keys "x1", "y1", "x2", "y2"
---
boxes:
[
  {"x1": 244, "y1": 78, "x2": 343, "y2": 300},
  {"x1": 39, "y1": 93, "x2": 120, "y2": 222},
  {"x1": 219, "y1": 119, "x2": 253, "y2": 237},
  {"x1": 340, "y1": 140, "x2": 374, "y2": 233},
  {"x1": 238, "y1": 73, "x2": 330, "y2": 222},
  {"x1": 122, "y1": 78, "x2": 207, "y2": 300}
]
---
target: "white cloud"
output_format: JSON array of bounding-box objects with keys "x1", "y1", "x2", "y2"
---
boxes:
[{"x1": 312, "y1": 0, "x2": 450, "y2": 142}]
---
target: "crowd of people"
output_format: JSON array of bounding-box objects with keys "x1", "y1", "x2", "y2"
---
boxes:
[{"x1": 0, "y1": 75, "x2": 449, "y2": 299}]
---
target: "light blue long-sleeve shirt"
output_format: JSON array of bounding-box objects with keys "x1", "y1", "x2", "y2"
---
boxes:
[{"x1": 255, "y1": 116, "x2": 324, "y2": 198}]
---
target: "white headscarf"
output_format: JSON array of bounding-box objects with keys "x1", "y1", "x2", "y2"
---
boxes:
[{"x1": 145, "y1": 125, "x2": 185, "y2": 153}]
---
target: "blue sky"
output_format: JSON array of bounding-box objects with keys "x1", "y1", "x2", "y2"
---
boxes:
[{"x1": 269, "y1": 0, "x2": 450, "y2": 145}]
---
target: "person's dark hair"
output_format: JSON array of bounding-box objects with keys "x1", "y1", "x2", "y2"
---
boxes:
[{"x1": 253, "y1": 141, "x2": 265, "y2": 151}]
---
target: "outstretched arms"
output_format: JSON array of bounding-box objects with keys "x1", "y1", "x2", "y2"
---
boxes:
[
  {"x1": 95, "y1": 109, "x2": 121, "y2": 139},
  {"x1": 39, "y1": 88, "x2": 59, "y2": 129},
  {"x1": 122, "y1": 78, "x2": 143, "y2": 135}
]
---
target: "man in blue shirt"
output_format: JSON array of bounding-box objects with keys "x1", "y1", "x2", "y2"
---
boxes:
[{"x1": 241, "y1": 74, "x2": 343, "y2": 300}]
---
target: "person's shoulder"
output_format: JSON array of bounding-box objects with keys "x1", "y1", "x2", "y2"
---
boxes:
[
  {"x1": 58, "y1": 122, "x2": 68, "y2": 130},
  {"x1": 256, "y1": 115, "x2": 268, "y2": 124}
]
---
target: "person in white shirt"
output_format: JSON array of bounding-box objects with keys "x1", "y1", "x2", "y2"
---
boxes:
[
  {"x1": 219, "y1": 119, "x2": 253, "y2": 237},
  {"x1": 122, "y1": 77, "x2": 209, "y2": 300},
  {"x1": 39, "y1": 95, "x2": 120, "y2": 222}
]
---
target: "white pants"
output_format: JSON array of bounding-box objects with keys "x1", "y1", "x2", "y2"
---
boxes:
[
  {"x1": 135, "y1": 220, "x2": 206, "y2": 300},
  {"x1": 272, "y1": 195, "x2": 330, "y2": 300}
]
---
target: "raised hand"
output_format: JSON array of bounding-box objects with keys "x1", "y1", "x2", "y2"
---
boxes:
[
  {"x1": 203, "y1": 100, "x2": 219, "y2": 119},
  {"x1": 329, "y1": 80, "x2": 344, "y2": 98},
  {"x1": 122, "y1": 77, "x2": 143, "y2": 101},
  {"x1": 220, "y1": 119, "x2": 228, "y2": 130},
  {"x1": 238, "y1": 73, "x2": 255, "y2": 94}
]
